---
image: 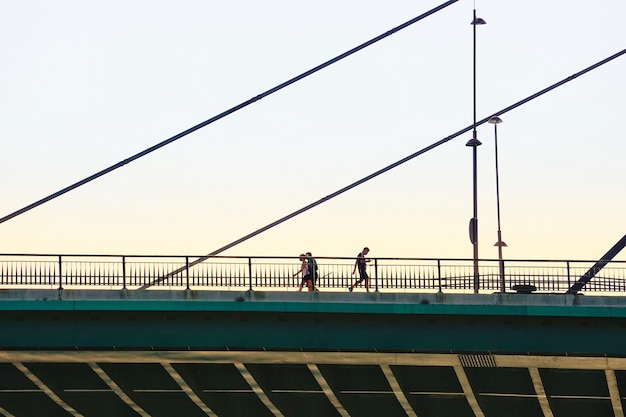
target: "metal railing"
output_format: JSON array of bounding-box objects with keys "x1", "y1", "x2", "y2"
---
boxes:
[{"x1": 1, "y1": 254, "x2": 626, "y2": 294}]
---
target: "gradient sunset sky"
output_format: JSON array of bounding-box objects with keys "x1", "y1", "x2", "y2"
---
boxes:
[{"x1": 1, "y1": 0, "x2": 624, "y2": 261}]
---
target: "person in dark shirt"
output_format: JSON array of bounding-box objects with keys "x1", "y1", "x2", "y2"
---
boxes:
[
  {"x1": 349, "y1": 247, "x2": 370, "y2": 292},
  {"x1": 306, "y1": 252, "x2": 319, "y2": 291}
]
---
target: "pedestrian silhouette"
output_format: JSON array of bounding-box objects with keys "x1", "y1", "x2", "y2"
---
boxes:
[{"x1": 349, "y1": 247, "x2": 371, "y2": 292}]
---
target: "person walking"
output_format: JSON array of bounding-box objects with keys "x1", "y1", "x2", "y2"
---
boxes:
[
  {"x1": 293, "y1": 254, "x2": 313, "y2": 292},
  {"x1": 349, "y1": 247, "x2": 371, "y2": 292},
  {"x1": 306, "y1": 252, "x2": 319, "y2": 291}
]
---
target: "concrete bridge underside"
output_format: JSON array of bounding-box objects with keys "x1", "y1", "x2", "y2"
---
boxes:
[{"x1": 1, "y1": 290, "x2": 626, "y2": 417}]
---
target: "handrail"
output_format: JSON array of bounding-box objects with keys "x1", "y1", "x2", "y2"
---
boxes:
[{"x1": 1, "y1": 254, "x2": 625, "y2": 294}]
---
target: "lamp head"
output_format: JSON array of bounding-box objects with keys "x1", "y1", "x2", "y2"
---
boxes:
[
  {"x1": 466, "y1": 136, "x2": 482, "y2": 147},
  {"x1": 471, "y1": 17, "x2": 486, "y2": 25},
  {"x1": 488, "y1": 116, "x2": 503, "y2": 124}
]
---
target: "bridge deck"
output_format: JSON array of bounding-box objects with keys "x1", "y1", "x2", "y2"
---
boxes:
[{"x1": 2, "y1": 289, "x2": 626, "y2": 417}]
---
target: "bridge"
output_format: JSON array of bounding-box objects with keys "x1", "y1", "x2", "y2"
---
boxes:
[{"x1": 2, "y1": 285, "x2": 626, "y2": 417}]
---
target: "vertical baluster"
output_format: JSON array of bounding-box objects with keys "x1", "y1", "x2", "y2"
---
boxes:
[
  {"x1": 122, "y1": 256, "x2": 126, "y2": 290},
  {"x1": 183, "y1": 256, "x2": 189, "y2": 290},
  {"x1": 437, "y1": 260, "x2": 442, "y2": 293},
  {"x1": 248, "y1": 258, "x2": 252, "y2": 291},
  {"x1": 57, "y1": 256, "x2": 63, "y2": 291},
  {"x1": 374, "y1": 258, "x2": 378, "y2": 292}
]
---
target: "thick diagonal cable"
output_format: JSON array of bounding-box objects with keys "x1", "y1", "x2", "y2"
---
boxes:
[
  {"x1": 0, "y1": 0, "x2": 458, "y2": 226},
  {"x1": 139, "y1": 48, "x2": 626, "y2": 289}
]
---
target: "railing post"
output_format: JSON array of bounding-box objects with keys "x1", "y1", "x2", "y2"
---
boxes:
[
  {"x1": 566, "y1": 261, "x2": 571, "y2": 290},
  {"x1": 374, "y1": 258, "x2": 378, "y2": 292},
  {"x1": 122, "y1": 256, "x2": 127, "y2": 290},
  {"x1": 57, "y1": 255, "x2": 63, "y2": 291},
  {"x1": 500, "y1": 259, "x2": 506, "y2": 293},
  {"x1": 437, "y1": 259, "x2": 442, "y2": 293},
  {"x1": 185, "y1": 256, "x2": 190, "y2": 291},
  {"x1": 248, "y1": 257, "x2": 253, "y2": 291}
]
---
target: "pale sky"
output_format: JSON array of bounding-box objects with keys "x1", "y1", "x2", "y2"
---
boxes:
[{"x1": 1, "y1": 0, "x2": 625, "y2": 262}]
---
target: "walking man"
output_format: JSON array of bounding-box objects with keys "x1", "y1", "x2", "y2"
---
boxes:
[
  {"x1": 306, "y1": 252, "x2": 319, "y2": 291},
  {"x1": 349, "y1": 247, "x2": 370, "y2": 292}
]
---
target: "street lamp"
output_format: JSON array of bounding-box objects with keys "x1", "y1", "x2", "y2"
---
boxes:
[
  {"x1": 489, "y1": 116, "x2": 507, "y2": 293},
  {"x1": 467, "y1": 10, "x2": 485, "y2": 293}
]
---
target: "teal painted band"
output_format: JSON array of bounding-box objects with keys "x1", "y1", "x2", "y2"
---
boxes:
[{"x1": 3, "y1": 299, "x2": 626, "y2": 318}]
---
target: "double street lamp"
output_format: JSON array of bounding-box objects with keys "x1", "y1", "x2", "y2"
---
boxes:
[
  {"x1": 466, "y1": 11, "x2": 509, "y2": 293},
  {"x1": 467, "y1": 10, "x2": 485, "y2": 293}
]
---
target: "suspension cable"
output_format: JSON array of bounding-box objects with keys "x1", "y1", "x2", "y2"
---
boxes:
[
  {"x1": 138, "y1": 48, "x2": 626, "y2": 289},
  {"x1": 0, "y1": 0, "x2": 459, "y2": 226}
]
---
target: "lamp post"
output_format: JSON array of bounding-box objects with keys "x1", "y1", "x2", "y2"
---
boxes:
[
  {"x1": 467, "y1": 9, "x2": 485, "y2": 293},
  {"x1": 489, "y1": 116, "x2": 506, "y2": 293}
]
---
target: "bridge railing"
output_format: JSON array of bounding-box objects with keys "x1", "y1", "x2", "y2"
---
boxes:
[{"x1": 1, "y1": 254, "x2": 625, "y2": 294}]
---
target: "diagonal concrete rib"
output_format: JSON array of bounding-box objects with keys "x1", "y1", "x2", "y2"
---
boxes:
[
  {"x1": 453, "y1": 365, "x2": 485, "y2": 417},
  {"x1": 381, "y1": 364, "x2": 418, "y2": 417},
  {"x1": 162, "y1": 363, "x2": 218, "y2": 417},
  {"x1": 528, "y1": 367, "x2": 554, "y2": 417},
  {"x1": 235, "y1": 362, "x2": 284, "y2": 417},
  {"x1": 88, "y1": 362, "x2": 150, "y2": 417},
  {"x1": 0, "y1": 405, "x2": 17, "y2": 417},
  {"x1": 606, "y1": 369, "x2": 625, "y2": 417},
  {"x1": 13, "y1": 362, "x2": 84, "y2": 417},
  {"x1": 307, "y1": 363, "x2": 351, "y2": 417}
]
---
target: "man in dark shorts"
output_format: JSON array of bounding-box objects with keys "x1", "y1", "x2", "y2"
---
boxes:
[
  {"x1": 306, "y1": 252, "x2": 319, "y2": 291},
  {"x1": 349, "y1": 247, "x2": 370, "y2": 292}
]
